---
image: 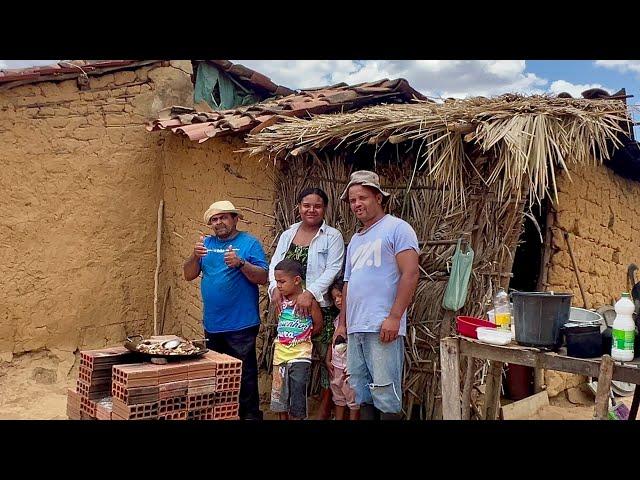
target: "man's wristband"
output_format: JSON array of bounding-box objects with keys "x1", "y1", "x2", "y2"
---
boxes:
[{"x1": 238, "y1": 258, "x2": 246, "y2": 269}]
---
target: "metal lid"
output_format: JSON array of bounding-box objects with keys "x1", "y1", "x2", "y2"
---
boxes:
[
  {"x1": 563, "y1": 321, "x2": 602, "y2": 330},
  {"x1": 511, "y1": 291, "x2": 573, "y2": 298}
]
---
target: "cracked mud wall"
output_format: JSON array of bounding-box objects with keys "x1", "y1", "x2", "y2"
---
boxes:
[
  {"x1": 545, "y1": 164, "x2": 640, "y2": 308},
  {"x1": 0, "y1": 61, "x2": 193, "y2": 362},
  {"x1": 157, "y1": 135, "x2": 276, "y2": 340}
]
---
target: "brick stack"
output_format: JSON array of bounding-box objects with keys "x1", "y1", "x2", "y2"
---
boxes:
[
  {"x1": 186, "y1": 354, "x2": 218, "y2": 419},
  {"x1": 67, "y1": 345, "x2": 242, "y2": 421},
  {"x1": 157, "y1": 362, "x2": 188, "y2": 420},
  {"x1": 66, "y1": 387, "x2": 81, "y2": 420},
  {"x1": 70, "y1": 346, "x2": 135, "y2": 420},
  {"x1": 111, "y1": 363, "x2": 160, "y2": 420},
  {"x1": 206, "y1": 351, "x2": 242, "y2": 420}
]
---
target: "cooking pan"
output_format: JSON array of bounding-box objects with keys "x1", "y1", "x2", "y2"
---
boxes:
[{"x1": 124, "y1": 334, "x2": 208, "y2": 361}]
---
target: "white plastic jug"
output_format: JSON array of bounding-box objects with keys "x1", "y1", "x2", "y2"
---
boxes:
[{"x1": 612, "y1": 293, "x2": 635, "y2": 362}]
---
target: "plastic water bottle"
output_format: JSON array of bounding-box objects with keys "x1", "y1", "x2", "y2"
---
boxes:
[
  {"x1": 612, "y1": 293, "x2": 635, "y2": 362},
  {"x1": 493, "y1": 288, "x2": 511, "y2": 331}
]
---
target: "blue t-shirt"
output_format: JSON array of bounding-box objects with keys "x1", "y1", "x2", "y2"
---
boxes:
[
  {"x1": 199, "y1": 231, "x2": 268, "y2": 333},
  {"x1": 344, "y1": 215, "x2": 419, "y2": 336}
]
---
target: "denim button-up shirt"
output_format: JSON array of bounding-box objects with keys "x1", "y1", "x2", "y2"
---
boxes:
[{"x1": 268, "y1": 221, "x2": 345, "y2": 308}]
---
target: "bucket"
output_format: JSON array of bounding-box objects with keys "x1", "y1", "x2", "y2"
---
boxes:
[
  {"x1": 512, "y1": 292, "x2": 573, "y2": 350},
  {"x1": 504, "y1": 364, "x2": 533, "y2": 401}
]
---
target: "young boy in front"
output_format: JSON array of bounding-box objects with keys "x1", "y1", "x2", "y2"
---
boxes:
[{"x1": 270, "y1": 258, "x2": 323, "y2": 420}]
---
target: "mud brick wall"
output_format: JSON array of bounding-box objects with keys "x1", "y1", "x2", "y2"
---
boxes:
[
  {"x1": 0, "y1": 61, "x2": 193, "y2": 360},
  {"x1": 157, "y1": 135, "x2": 276, "y2": 340},
  {"x1": 545, "y1": 164, "x2": 640, "y2": 308}
]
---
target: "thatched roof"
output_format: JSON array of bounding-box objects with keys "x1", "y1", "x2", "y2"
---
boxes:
[{"x1": 245, "y1": 94, "x2": 633, "y2": 206}]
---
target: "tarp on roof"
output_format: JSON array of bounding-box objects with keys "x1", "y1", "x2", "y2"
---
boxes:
[{"x1": 194, "y1": 62, "x2": 261, "y2": 111}]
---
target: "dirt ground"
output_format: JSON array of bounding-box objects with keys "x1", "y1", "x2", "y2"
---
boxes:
[
  {"x1": 0, "y1": 351, "x2": 73, "y2": 420},
  {"x1": 0, "y1": 352, "x2": 632, "y2": 420}
]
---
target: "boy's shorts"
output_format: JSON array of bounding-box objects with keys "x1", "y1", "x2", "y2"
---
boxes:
[
  {"x1": 270, "y1": 360, "x2": 311, "y2": 419},
  {"x1": 329, "y1": 367, "x2": 359, "y2": 410}
]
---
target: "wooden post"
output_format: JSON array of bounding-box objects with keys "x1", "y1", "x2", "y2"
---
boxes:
[
  {"x1": 628, "y1": 385, "x2": 640, "y2": 421},
  {"x1": 153, "y1": 200, "x2": 164, "y2": 336},
  {"x1": 593, "y1": 355, "x2": 614, "y2": 420},
  {"x1": 533, "y1": 367, "x2": 545, "y2": 393},
  {"x1": 483, "y1": 360, "x2": 504, "y2": 420},
  {"x1": 159, "y1": 285, "x2": 171, "y2": 336},
  {"x1": 461, "y1": 356, "x2": 475, "y2": 420},
  {"x1": 440, "y1": 337, "x2": 462, "y2": 420},
  {"x1": 564, "y1": 231, "x2": 589, "y2": 309},
  {"x1": 441, "y1": 310, "x2": 455, "y2": 338},
  {"x1": 536, "y1": 204, "x2": 555, "y2": 292}
]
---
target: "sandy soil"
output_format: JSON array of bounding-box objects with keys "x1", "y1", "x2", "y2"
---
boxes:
[
  {"x1": 519, "y1": 381, "x2": 636, "y2": 420},
  {"x1": 530, "y1": 393, "x2": 596, "y2": 420},
  {"x1": 0, "y1": 351, "x2": 75, "y2": 420}
]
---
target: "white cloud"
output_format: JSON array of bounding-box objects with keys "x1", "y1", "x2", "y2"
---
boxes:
[
  {"x1": 234, "y1": 59, "x2": 548, "y2": 99},
  {"x1": 595, "y1": 60, "x2": 640, "y2": 75},
  {"x1": 549, "y1": 80, "x2": 609, "y2": 98},
  {"x1": 235, "y1": 60, "x2": 360, "y2": 89}
]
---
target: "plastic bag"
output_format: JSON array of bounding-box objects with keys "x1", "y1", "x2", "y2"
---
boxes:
[{"x1": 442, "y1": 239, "x2": 474, "y2": 311}]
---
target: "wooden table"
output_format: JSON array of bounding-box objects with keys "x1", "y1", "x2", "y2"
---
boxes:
[{"x1": 440, "y1": 336, "x2": 640, "y2": 420}]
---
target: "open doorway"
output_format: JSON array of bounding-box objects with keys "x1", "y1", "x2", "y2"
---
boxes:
[{"x1": 510, "y1": 199, "x2": 549, "y2": 292}]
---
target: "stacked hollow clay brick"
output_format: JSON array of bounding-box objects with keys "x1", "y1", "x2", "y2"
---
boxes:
[
  {"x1": 67, "y1": 347, "x2": 242, "y2": 421},
  {"x1": 187, "y1": 351, "x2": 242, "y2": 420},
  {"x1": 67, "y1": 346, "x2": 136, "y2": 420}
]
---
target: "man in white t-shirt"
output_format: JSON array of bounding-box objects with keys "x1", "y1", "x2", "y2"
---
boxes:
[{"x1": 334, "y1": 170, "x2": 420, "y2": 420}]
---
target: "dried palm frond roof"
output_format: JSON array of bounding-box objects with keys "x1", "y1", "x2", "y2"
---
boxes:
[{"x1": 245, "y1": 94, "x2": 634, "y2": 206}]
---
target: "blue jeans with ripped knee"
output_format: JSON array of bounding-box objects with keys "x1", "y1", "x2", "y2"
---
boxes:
[{"x1": 346, "y1": 332, "x2": 404, "y2": 414}]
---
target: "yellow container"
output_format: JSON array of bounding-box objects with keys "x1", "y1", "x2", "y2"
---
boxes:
[{"x1": 495, "y1": 312, "x2": 511, "y2": 329}]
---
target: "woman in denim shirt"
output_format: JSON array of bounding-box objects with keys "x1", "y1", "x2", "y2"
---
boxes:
[{"x1": 269, "y1": 187, "x2": 345, "y2": 419}]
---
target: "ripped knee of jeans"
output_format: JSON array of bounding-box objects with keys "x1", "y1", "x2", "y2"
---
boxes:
[{"x1": 367, "y1": 381, "x2": 401, "y2": 403}]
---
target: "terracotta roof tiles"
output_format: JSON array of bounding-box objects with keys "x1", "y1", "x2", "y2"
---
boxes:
[
  {"x1": 0, "y1": 60, "x2": 163, "y2": 89},
  {"x1": 148, "y1": 78, "x2": 429, "y2": 143}
]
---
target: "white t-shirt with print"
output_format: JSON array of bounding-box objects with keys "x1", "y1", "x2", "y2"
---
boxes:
[{"x1": 344, "y1": 214, "x2": 419, "y2": 336}]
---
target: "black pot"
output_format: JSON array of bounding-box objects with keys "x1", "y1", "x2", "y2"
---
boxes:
[{"x1": 563, "y1": 322, "x2": 602, "y2": 358}]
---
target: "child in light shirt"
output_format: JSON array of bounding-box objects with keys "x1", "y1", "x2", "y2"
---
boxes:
[{"x1": 326, "y1": 277, "x2": 360, "y2": 420}]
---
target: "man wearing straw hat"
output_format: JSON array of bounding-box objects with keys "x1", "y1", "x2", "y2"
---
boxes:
[
  {"x1": 334, "y1": 171, "x2": 420, "y2": 420},
  {"x1": 184, "y1": 200, "x2": 269, "y2": 420}
]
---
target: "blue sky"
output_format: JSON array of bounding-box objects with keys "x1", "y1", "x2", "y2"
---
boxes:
[{"x1": 2, "y1": 59, "x2": 638, "y2": 136}]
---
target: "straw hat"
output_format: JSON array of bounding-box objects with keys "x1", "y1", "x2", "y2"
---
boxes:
[
  {"x1": 340, "y1": 170, "x2": 391, "y2": 202},
  {"x1": 203, "y1": 200, "x2": 244, "y2": 224}
]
